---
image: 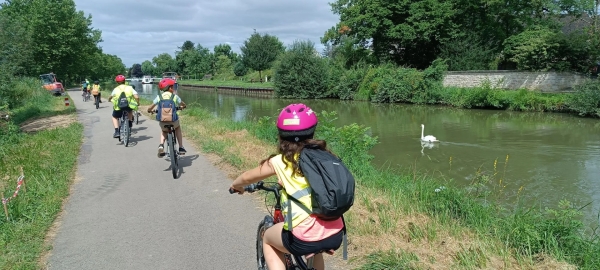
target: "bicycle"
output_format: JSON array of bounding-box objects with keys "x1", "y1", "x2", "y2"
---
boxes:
[
  {"x1": 151, "y1": 107, "x2": 184, "y2": 179},
  {"x1": 118, "y1": 110, "x2": 131, "y2": 147},
  {"x1": 82, "y1": 89, "x2": 90, "y2": 102},
  {"x1": 229, "y1": 181, "x2": 335, "y2": 270},
  {"x1": 134, "y1": 109, "x2": 140, "y2": 125},
  {"x1": 93, "y1": 94, "x2": 100, "y2": 109}
]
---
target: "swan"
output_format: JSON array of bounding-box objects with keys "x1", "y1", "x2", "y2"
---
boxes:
[{"x1": 420, "y1": 124, "x2": 439, "y2": 142}]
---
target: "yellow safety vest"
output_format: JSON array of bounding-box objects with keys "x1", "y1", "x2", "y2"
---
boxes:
[
  {"x1": 91, "y1": 84, "x2": 100, "y2": 95},
  {"x1": 112, "y1": 85, "x2": 138, "y2": 110},
  {"x1": 271, "y1": 154, "x2": 313, "y2": 230}
]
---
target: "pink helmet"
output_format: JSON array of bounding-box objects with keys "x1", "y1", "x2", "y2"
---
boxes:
[
  {"x1": 277, "y1": 103, "x2": 318, "y2": 141},
  {"x1": 115, "y1": 75, "x2": 126, "y2": 83}
]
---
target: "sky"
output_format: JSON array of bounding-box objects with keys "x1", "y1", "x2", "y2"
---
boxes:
[{"x1": 74, "y1": 0, "x2": 340, "y2": 67}]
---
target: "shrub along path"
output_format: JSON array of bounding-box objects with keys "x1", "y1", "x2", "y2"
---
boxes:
[{"x1": 46, "y1": 90, "x2": 270, "y2": 269}]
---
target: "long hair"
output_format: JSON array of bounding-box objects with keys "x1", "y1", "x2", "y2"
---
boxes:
[{"x1": 260, "y1": 136, "x2": 335, "y2": 177}]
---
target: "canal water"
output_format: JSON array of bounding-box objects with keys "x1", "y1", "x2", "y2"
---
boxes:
[{"x1": 134, "y1": 82, "x2": 600, "y2": 226}]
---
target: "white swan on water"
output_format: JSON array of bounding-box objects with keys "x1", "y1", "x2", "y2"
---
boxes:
[{"x1": 421, "y1": 124, "x2": 439, "y2": 142}]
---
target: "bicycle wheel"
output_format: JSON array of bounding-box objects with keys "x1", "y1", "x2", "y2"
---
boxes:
[
  {"x1": 168, "y1": 132, "x2": 177, "y2": 178},
  {"x1": 256, "y1": 218, "x2": 270, "y2": 270},
  {"x1": 135, "y1": 110, "x2": 139, "y2": 125},
  {"x1": 95, "y1": 95, "x2": 99, "y2": 109},
  {"x1": 123, "y1": 113, "x2": 130, "y2": 147}
]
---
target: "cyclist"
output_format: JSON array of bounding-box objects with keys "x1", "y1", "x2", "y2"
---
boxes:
[
  {"x1": 229, "y1": 103, "x2": 344, "y2": 270},
  {"x1": 146, "y1": 78, "x2": 187, "y2": 157},
  {"x1": 90, "y1": 80, "x2": 102, "y2": 103},
  {"x1": 108, "y1": 75, "x2": 139, "y2": 138},
  {"x1": 81, "y1": 80, "x2": 88, "y2": 96}
]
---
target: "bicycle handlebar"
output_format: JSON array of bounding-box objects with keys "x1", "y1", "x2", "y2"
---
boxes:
[
  {"x1": 149, "y1": 106, "x2": 185, "y2": 114},
  {"x1": 229, "y1": 181, "x2": 280, "y2": 194}
]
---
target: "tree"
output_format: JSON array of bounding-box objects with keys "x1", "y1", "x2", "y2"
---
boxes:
[
  {"x1": 1, "y1": 0, "x2": 102, "y2": 83},
  {"x1": 214, "y1": 55, "x2": 232, "y2": 78},
  {"x1": 152, "y1": 53, "x2": 176, "y2": 74},
  {"x1": 176, "y1": 40, "x2": 197, "y2": 74},
  {"x1": 240, "y1": 31, "x2": 285, "y2": 80},
  {"x1": 322, "y1": 0, "x2": 569, "y2": 69},
  {"x1": 214, "y1": 43, "x2": 233, "y2": 59},
  {"x1": 273, "y1": 40, "x2": 329, "y2": 98},
  {"x1": 0, "y1": 0, "x2": 104, "y2": 84},
  {"x1": 141, "y1": 60, "x2": 155, "y2": 75},
  {"x1": 130, "y1": 63, "x2": 143, "y2": 77},
  {"x1": 0, "y1": 12, "x2": 33, "y2": 76},
  {"x1": 179, "y1": 40, "x2": 195, "y2": 51},
  {"x1": 233, "y1": 61, "x2": 248, "y2": 77},
  {"x1": 322, "y1": 0, "x2": 460, "y2": 69}
]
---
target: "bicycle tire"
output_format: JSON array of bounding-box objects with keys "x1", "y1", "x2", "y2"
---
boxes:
[
  {"x1": 135, "y1": 111, "x2": 139, "y2": 125},
  {"x1": 168, "y1": 132, "x2": 177, "y2": 178},
  {"x1": 123, "y1": 113, "x2": 130, "y2": 147},
  {"x1": 256, "y1": 218, "x2": 270, "y2": 270},
  {"x1": 95, "y1": 96, "x2": 99, "y2": 109}
]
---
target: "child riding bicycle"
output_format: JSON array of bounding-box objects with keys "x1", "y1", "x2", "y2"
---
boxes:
[
  {"x1": 90, "y1": 80, "x2": 102, "y2": 103},
  {"x1": 230, "y1": 103, "x2": 345, "y2": 270},
  {"x1": 108, "y1": 75, "x2": 139, "y2": 138},
  {"x1": 146, "y1": 78, "x2": 187, "y2": 157}
]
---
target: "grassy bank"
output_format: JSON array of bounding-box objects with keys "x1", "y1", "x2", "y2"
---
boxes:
[
  {"x1": 178, "y1": 79, "x2": 274, "y2": 89},
  {"x1": 0, "y1": 79, "x2": 83, "y2": 269},
  {"x1": 157, "y1": 105, "x2": 599, "y2": 269}
]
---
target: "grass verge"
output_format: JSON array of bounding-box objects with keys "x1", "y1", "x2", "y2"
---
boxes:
[
  {"x1": 0, "y1": 85, "x2": 82, "y2": 269},
  {"x1": 178, "y1": 79, "x2": 274, "y2": 89},
  {"x1": 150, "y1": 104, "x2": 599, "y2": 270}
]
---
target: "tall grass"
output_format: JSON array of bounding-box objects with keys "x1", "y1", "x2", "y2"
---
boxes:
[
  {"x1": 178, "y1": 104, "x2": 599, "y2": 269},
  {"x1": 0, "y1": 78, "x2": 82, "y2": 269}
]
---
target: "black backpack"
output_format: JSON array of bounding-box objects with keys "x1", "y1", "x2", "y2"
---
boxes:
[
  {"x1": 294, "y1": 146, "x2": 353, "y2": 260},
  {"x1": 298, "y1": 147, "x2": 355, "y2": 220},
  {"x1": 117, "y1": 91, "x2": 129, "y2": 109}
]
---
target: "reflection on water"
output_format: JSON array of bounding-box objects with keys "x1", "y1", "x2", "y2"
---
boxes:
[{"x1": 145, "y1": 83, "x2": 600, "y2": 226}]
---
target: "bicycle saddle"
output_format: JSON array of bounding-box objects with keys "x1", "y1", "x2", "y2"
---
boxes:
[{"x1": 304, "y1": 249, "x2": 335, "y2": 259}]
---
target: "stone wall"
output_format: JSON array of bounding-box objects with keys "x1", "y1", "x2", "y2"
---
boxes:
[{"x1": 442, "y1": 71, "x2": 588, "y2": 92}]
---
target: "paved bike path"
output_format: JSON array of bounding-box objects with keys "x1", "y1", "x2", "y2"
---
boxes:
[{"x1": 48, "y1": 90, "x2": 265, "y2": 269}]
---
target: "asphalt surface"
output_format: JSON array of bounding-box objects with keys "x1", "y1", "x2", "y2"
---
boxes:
[{"x1": 47, "y1": 89, "x2": 266, "y2": 269}]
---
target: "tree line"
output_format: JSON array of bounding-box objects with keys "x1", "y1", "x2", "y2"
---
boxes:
[
  {"x1": 130, "y1": 30, "x2": 284, "y2": 81},
  {"x1": 133, "y1": 0, "x2": 600, "y2": 81},
  {"x1": 322, "y1": 0, "x2": 600, "y2": 72},
  {"x1": 0, "y1": 0, "x2": 126, "y2": 86}
]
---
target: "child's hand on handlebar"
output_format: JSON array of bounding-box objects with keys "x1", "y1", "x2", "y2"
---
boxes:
[{"x1": 229, "y1": 185, "x2": 244, "y2": 195}]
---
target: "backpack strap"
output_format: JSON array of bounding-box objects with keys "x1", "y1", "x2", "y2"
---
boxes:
[
  {"x1": 285, "y1": 187, "x2": 313, "y2": 233},
  {"x1": 341, "y1": 215, "x2": 348, "y2": 260}
]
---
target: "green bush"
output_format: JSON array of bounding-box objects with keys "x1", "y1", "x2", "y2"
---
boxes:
[
  {"x1": 567, "y1": 80, "x2": 600, "y2": 117},
  {"x1": 273, "y1": 40, "x2": 329, "y2": 98},
  {"x1": 502, "y1": 27, "x2": 567, "y2": 71},
  {"x1": 0, "y1": 76, "x2": 41, "y2": 109}
]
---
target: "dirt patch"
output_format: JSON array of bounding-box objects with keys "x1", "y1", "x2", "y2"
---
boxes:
[{"x1": 20, "y1": 114, "x2": 77, "y2": 133}]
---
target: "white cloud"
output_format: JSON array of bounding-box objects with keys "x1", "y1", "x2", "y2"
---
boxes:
[{"x1": 76, "y1": 0, "x2": 339, "y2": 66}]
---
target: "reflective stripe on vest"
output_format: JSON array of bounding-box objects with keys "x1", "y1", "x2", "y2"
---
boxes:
[{"x1": 270, "y1": 154, "x2": 312, "y2": 230}]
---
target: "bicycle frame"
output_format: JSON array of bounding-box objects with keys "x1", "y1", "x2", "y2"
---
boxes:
[{"x1": 231, "y1": 181, "x2": 316, "y2": 270}]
